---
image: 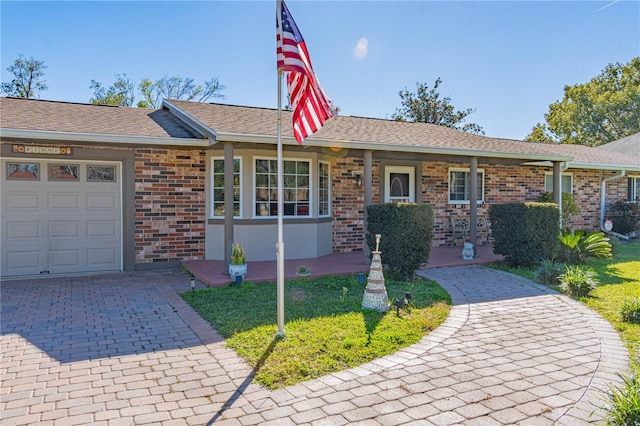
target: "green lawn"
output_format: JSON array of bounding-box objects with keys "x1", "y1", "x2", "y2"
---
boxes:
[
  {"x1": 492, "y1": 242, "x2": 640, "y2": 373},
  {"x1": 182, "y1": 275, "x2": 450, "y2": 389}
]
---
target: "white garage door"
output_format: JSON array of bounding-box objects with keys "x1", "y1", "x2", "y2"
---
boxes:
[{"x1": 1, "y1": 159, "x2": 122, "y2": 279}]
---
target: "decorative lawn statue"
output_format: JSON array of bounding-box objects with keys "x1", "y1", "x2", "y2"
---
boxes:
[{"x1": 362, "y1": 234, "x2": 389, "y2": 312}]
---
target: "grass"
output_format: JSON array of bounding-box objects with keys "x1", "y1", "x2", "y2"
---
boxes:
[
  {"x1": 182, "y1": 275, "x2": 450, "y2": 389},
  {"x1": 491, "y1": 242, "x2": 640, "y2": 374}
]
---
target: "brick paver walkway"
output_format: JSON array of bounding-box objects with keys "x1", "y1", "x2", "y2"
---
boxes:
[{"x1": 1, "y1": 266, "x2": 629, "y2": 425}]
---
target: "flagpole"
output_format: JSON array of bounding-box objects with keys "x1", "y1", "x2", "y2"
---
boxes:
[{"x1": 276, "y1": 66, "x2": 285, "y2": 338}]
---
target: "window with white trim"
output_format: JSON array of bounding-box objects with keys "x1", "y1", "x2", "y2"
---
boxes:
[
  {"x1": 212, "y1": 158, "x2": 240, "y2": 217},
  {"x1": 255, "y1": 158, "x2": 310, "y2": 217},
  {"x1": 544, "y1": 173, "x2": 573, "y2": 194},
  {"x1": 385, "y1": 166, "x2": 415, "y2": 203},
  {"x1": 630, "y1": 177, "x2": 640, "y2": 201},
  {"x1": 448, "y1": 168, "x2": 484, "y2": 203},
  {"x1": 319, "y1": 161, "x2": 330, "y2": 216}
]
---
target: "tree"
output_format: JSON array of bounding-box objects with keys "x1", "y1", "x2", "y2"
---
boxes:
[
  {"x1": 527, "y1": 57, "x2": 640, "y2": 146},
  {"x1": 1, "y1": 55, "x2": 48, "y2": 98},
  {"x1": 90, "y1": 74, "x2": 136, "y2": 106},
  {"x1": 392, "y1": 78, "x2": 484, "y2": 135},
  {"x1": 137, "y1": 75, "x2": 225, "y2": 108}
]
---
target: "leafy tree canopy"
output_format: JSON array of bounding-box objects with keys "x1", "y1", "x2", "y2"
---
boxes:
[
  {"x1": 90, "y1": 74, "x2": 135, "y2": 107},
  {"x1": 1, "y1": 55, "x2": 48, "y2": 98},
  {"x1": 90, "y1": 74, "x2": 225, "y2": 108},
  {"x1": 392, "y1": 78, "x2": 484, "y2": 135},
  {"x1": 526, "y1": 57, "x2": 640, "y2": 146}
]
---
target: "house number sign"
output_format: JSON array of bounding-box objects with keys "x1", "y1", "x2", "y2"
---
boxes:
[{"x1": 12, "y1": 144, "x2": 73, "y2": 155}]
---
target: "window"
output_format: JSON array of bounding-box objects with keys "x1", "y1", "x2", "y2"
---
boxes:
[
  {"x1": 448, "y1": 168, "x2": 484, "y2": 203},
  {"x1": 255, "y1": 158, "x2": 310, "y2": 217},
  {"x1": 319, "y1": 161, "x2": 330, "y2": 216},
  {"x1": 212, "y1": 158, "x2": 240, "y2": 217},
  {"x1": 544, "y1": 173, "x2": 573, "y2": 194},
  {"x1": 384, "y1": 166, "x2": 415, "y2": 203},
  {"x1": 630, "y1": 177, "x2": 640, "y2": 202}
]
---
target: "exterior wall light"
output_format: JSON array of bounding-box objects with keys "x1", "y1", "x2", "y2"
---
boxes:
[{"x1": 351, "y1": 170, "x2": 363, "y2": 187}]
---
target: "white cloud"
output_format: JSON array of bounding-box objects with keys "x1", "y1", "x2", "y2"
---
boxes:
[{"x1": 353, "y1": 37, "x2": 368, "y2": 60}]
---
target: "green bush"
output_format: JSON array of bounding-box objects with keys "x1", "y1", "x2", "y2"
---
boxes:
[
  {"x1": 621, "y1": 297, "x2": 640, "y2": 324},
  {"x1": 489, "y1": 202, "x2": 560, "y2": 267},
  {"x1": 602, "y1": 373, "x2": 640, "y2": 426},
  {"x1": 606, "y1": 201, "x2": 640, "y2": 235},
  {"x1": 366, "y1": 203, "x2": 434, "y2": 280},
  {"x1": 538, "y1": 191, "x2": 579, "y2": 227},
  {"x1": 535, "y1": 259, "x2": 565, "y2": 286},
  {"x1": 559, "y1": 265, "x2": 598, "y2": 297},
  {"x1": 558, "y1": 230, "x2": 612, "y2": 263}
]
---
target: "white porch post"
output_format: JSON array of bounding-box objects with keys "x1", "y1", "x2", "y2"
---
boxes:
[
  {"x1": 553, "y1": 161, "x2": 562, "y2": 230},
  {"x1": 469, "y1": 157, "x2": 478, "y2": 253},
  {"x1": 223, "y1": 142, "x2": 234, "y2": 268}
]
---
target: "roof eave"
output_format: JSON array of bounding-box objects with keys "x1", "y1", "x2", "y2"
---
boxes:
[
  {"x1": 565, "y1": 161, "x2": 640, "y2": 172},
  {"x1": 0, "y1": 128, "x2": 210, "y2": 147},
  {"x1": 217, "y1": 132, "x2": 573, "y2": 162}
]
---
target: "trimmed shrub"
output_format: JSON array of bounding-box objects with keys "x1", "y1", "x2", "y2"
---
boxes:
[
  {"x1": 559, "y1": 265, "x2": 598, "y2": 297},
  {"x1": 489, "y1": 202, "x2": 560, "y2": 267},
  {"x1": 606, "y1": 201, "x2": 640, "y2": 235},
  {"x1": 621, "y1": 297, "x2": 640, "y2": 324},
  {"x1": 535, "y1": 259, "x2": 564, "y2": 286},
  {"x1": 366, "y1": 203, "x2": 434, "y2": 280}
]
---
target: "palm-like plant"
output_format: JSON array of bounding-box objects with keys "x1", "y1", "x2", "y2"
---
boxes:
[{"x1": 558, "y1": 230, "x2": 612, "y2": 263}]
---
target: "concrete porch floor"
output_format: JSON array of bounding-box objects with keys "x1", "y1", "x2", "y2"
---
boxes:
[{"x1": 182, "y1": 244, "x2": 504, "y2": 287}]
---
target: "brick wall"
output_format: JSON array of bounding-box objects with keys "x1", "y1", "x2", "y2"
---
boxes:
[
  {"x1": 330, "y1": 158, "x2": 631, "y2": 251},
  {"x1": 135, "y1": 148, "x2": 207, "y2": 264}
]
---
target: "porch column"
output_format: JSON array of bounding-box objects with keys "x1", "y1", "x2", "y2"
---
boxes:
[
  {"x1": 224, "y1": 142, "x2": 234, "y2": 268},
  {"x1": 469, "y1": 157, "x2": 478, "y2": 253},
  {"x1": 363, "y1": 150, "x2": 373, "y2": 262},
  {"x1": 553, "y1": 161, "x2": 562, "y2": 230}
]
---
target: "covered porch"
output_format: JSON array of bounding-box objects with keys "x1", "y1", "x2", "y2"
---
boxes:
[{"x1": 182, "y1": 244, "x2": 504, "y2": 287}]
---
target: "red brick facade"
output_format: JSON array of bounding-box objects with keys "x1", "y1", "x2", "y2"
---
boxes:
[
  {"x1": 134, "y1": 148, "x2": 207, "y2": 264},
  {"x1": 329, "y1": 159, "x2": 632, "y2": 252}
]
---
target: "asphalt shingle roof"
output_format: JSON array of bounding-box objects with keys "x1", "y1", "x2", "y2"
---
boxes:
[
  {"x1": 0, "y1": 97, "x2": 202, "y2": 139},
  {"x1": 166, "y1": 100, "x2": 640, "y2": 169}
]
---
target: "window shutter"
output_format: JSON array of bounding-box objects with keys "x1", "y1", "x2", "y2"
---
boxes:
[{"x1": 628, "y1": 178, "x2": 633, "y2": 201}]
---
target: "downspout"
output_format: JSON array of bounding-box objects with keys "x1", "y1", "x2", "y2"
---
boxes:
[{"x1": 600, "y1": 170, "x2": 629, "y2": 240}]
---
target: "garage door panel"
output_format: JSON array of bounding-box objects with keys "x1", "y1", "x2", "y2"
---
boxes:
[
  {"x1": 49, "y1": 249, "x2": 81, "y2": 268},
  {"x1": 6, "y1": 250, "x2": 42, "y2": 271},
  {"x1": 49, "y1": 221, "x2": 81, "y2": 238},
  {"x1": 87, "y1": 192, "x2": 118, "y2": 210},
  {"x1": 48, "y1": 192, "x2": 80, "y2": 209},
  {"x1": 87, "y1": 248, "x2": 118, "y2": 267},
  {"x1": 88, "y1": 220, "x2": 118, "y2": 237},
  {"x1": 5, "y1": 192, "x2": 40, "y2": 210},
  {"x1": 5, "y1": 221, "x2": 42, "y2": 240}
]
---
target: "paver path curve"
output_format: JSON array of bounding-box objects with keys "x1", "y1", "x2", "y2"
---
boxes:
[{"x1": 1, "y1": 266, "x2": 628, "y2": 425}]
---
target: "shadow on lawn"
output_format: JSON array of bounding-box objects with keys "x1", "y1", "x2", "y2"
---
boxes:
[{"x1": 206, "y1": 337, "x2": 280, "y2": 425}]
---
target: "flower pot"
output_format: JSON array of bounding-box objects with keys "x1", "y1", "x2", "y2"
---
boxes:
[{"x1": 229, "y1": 263, "x2": 247, "y2": 280}]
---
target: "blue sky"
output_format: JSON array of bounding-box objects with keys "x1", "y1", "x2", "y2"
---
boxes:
[{"x1": 1, "y1": 0, "x2": 638, "y2": 140}]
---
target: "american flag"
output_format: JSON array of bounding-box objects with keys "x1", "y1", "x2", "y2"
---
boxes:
[{"x1": 276, "y1": 0, "x2": 334, "y2": 144}]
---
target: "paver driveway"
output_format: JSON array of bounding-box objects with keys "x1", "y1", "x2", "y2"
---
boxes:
[{"x1": 1, "y1": 266, "x2": 629, "y2": 425}]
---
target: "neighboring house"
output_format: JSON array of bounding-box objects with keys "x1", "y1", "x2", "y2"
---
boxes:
[
  {"x1": 1, "y1": 97, "x2": 639, "y2": 279},
  {"x1": 598, "y1": 133, "x2": 640, "y2": 201}
]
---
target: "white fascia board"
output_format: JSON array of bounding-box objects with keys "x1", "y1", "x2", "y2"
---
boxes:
[
  {"x1": 564, "y1": 161, "x2": 640, "y2": 172},
  {"x1": 524, "y1": 160, "x2": 640, "y2": 172},
  {"x1": 0, "y1": 128, "x2": 210, "y2": 147},
  {"x1": 217, "y1": 132, "x2": 573, "y2": 162},
  {"x1": 161, "y1": 100, "x2": 219, "y2": 142}
]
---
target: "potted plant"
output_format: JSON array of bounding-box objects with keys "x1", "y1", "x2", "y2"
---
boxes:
[
  {"x1": 296, "y1": 265, "x2": 310, "y2": 276},
  {"x1": 228, "y1": 243, "x2": 247, "y2": 281}
]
